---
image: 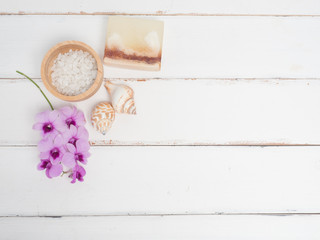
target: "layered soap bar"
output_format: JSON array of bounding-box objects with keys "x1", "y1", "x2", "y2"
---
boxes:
[{"x1": 104, "y1": 16, "x2": 164, "y2": 71}]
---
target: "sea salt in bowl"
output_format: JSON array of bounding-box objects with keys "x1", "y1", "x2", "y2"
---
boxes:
[{"x1": 41, "y1": 41, "x2": 103, "y2": 102}]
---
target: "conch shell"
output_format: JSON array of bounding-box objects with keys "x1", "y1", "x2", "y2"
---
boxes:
[
  {"x1": 91, "y1": 102, "x2": 115, "y2": 135},
  {"x1": 105, "y1": 81, "x2": 137, "y2": 114}
]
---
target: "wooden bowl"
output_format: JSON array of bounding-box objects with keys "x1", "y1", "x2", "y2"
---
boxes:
[{"x1": 41, "y1": 41, "x2": 103, "y2": 102}]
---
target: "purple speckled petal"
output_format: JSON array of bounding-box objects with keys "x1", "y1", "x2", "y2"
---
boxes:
[
  {"x1": 38, "y1": 138, "x2": 53, "y2": 152},
  {"x1": 40, "y1": 151, "x2": 50, "y2": 159},
  {"x1": 76, "y1": 139, "x2": 90, "y2": 152},
  {"x1": 48, "y1": 164, "x2": 63, "y2": 178},
  {"x1": 66, "y1": 143, "x2": 76, "y2": 153},
  {"x1": 82, "y1": 151, "x2": 91, "y2": 158},
  {"x1": 37, "y1": 160, "x2": 48, "y2": 170},
  {"x1": 32, "y1": 122, "x2": 43, "y2": 130},
  {"x1": 77, "y1": 126, "x2": 89, "y2": 140},
  {"x1": 54, "y1": 120, "x2": 67, "y2": 133},
  {"x1": 49, "y1": 110, "x2": 59, "y2": 122},
  {"x1": 40, "y1": 129, "x2": 58, "y2": 139},
  {"x1": 35, "y1": 110, "x2": 49, "y2": 123},
  {"x1": 69, "y1": 125, "x2": 78, "y2": 136},
  {"x1": 78, "y1": 177, "x2": 84, "y2": 182},
  {"x1": 60, "y1": 106, "x2": 73, "y2": 117},
  {"x1": 78, "y1": 165, "x2": 86, "y2": 180},
  {"x1": 45, "y1": 168, "x2": 52, "y2": 178},
  {"x1": 61, "y1": 152, "x2": 76, "y2": 168},
  {"x1": 62, "y1": 129, "x2": 73, "y2": 142},
  {"x1": 50, "y1": 156, "x2": 60, "y2": 165},
  {"x1": 70, "y1": 167, "x2": 77, "y2": 183},
  {"x1": 70, "y1": 165, "x2": 86, "y2": 183},
  {"x1": 51, "y1": 129, "x2": 60, "y2": 137},
  {"x1": 37, "y1": 162, "x2": 44, "y2": 171},
  {"x1": 70, "y1": 106, "x2": 76, "y2": 114},
  {"x1": 71, "y1": 176, "x2": 76, "y2": 184},
  {"x1": 75, "y1": 111, "x2": 86, "y2": 126},
  {"x1": 53, "y1": 134, "x2": 65, "y2": 147},
  {"x1": 79, "y1": 157, "x2": 88, "y2": 165}
]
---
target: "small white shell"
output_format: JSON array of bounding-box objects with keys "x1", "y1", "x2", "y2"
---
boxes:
[
  {"x1": 91, "y1": 102, "x2": 115, "y2": 135},
  {"x1": 105, "y1": 81, "x2": 137, "y2": 114}
]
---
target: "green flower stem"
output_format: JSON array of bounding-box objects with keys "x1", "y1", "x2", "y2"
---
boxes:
[
  {"x1": 61, "y1": 171, "x2": 70, "y2": 177},
  {"x1": 16, "y1": 70, "x2": 54, "y2": 111}
]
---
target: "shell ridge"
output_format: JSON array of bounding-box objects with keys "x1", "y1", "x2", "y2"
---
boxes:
[
  {"x1": 91, "y1": 102, "x2": 115, "y2": 135},
  {"x1": 104, "y1": 81, "x2": 137, "y2": 115}
]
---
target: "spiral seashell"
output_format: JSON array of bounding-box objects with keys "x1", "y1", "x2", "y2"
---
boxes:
[
  {"x1": 91, "y1": 102, "x2": 115, "y2": 135},
  {"x1": 105, "y1": 81, "x2": 137, "y2": 114}
]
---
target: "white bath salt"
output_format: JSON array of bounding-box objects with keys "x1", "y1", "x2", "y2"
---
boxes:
[{"x1": 51, "y1": 49, "x2": 98, "y2": 96}]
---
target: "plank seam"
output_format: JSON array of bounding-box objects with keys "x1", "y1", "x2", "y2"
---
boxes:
[
  {"x1": 3, "y1": 77, "x2": 319, "y2": 147},
  {"x1": 2, "y1": 144, "x2": 320, "y2": 147},
  {"x1": 2, "y1": 78, "x2": 320, "y2": 82},
  {"x1": 1, "y1": 12, "x2": 320, "y2": 17},
  {"x1": 1, "y1": 213, "x2": 320, "y2": 218}
]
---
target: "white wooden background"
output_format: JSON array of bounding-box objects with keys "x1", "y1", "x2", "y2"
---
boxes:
[{"x1": 1, "y1": 1, "x2": 320, "y2": 239}]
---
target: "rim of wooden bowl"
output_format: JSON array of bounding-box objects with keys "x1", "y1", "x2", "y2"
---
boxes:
[{"x1": 41, "y1": 40, "x2": 103, "y2": 102}]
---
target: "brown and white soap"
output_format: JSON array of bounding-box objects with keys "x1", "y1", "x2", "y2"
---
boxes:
[{"x1": 104, "y1": 16, "x2": 164, "y2": 71}]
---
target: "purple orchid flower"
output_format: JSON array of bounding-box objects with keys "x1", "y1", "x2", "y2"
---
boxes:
[
  {"x1": 17, "y1": 71, "x2": 91, "y2": 184},
  {"x1": 37, "y1": 159, "x2": 63, "y2": 178},
  {"x1": 59, "y1": 106, "x2": 86, "y2": 129},
  {"x1": 62, "y1": 140, "x2": 90, "y2": 165},
  {"x1": 62, "y1": 125, "x2": 89, "y2": 147},
  {"x1": 33, "y1": 110, "x2": 66, "y2": 138},
  {"x1": 70, "y1": 165, "x2": 86, "y2": 183},
  {"x1": 38, "y1": 134, "x2": 71, "y2": 166}
]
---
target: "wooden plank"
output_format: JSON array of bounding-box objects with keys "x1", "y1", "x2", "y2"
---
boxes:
[
  {"x1": 2, "y1": 0, "x2": 320, "y2": 15},
  {"x1": 1, "y1": 16, "x2": 320, "y2": 79},
  {"x1": 1, "y1": 146, "x2": 320, "y2": 216},
  {"x1": 2, "y1": 79, "x2": 320, "y2": 145},
  {"x1": 1, "y1": 215, "x2": 320, "y2": 240}
]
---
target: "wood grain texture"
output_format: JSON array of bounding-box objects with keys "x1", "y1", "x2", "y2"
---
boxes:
[
  {"x1": 1, "y1": 146, "x2": 320, "y2": 216},
  {"x1": 1, "y1": 16, "x2": 320, "y2": 79},
  {"x1": 1, "y1": 215, "x2": 320, "y2": 239},
  {"x1": 1, "y1": 0, "x2": 320, "y2": 15},
  {"x1": 1, "y1": 3, "x2": 320, "y2": 238},
  {"x1": 2, "y1": 79, "x2": 320, "y2": 145}
]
